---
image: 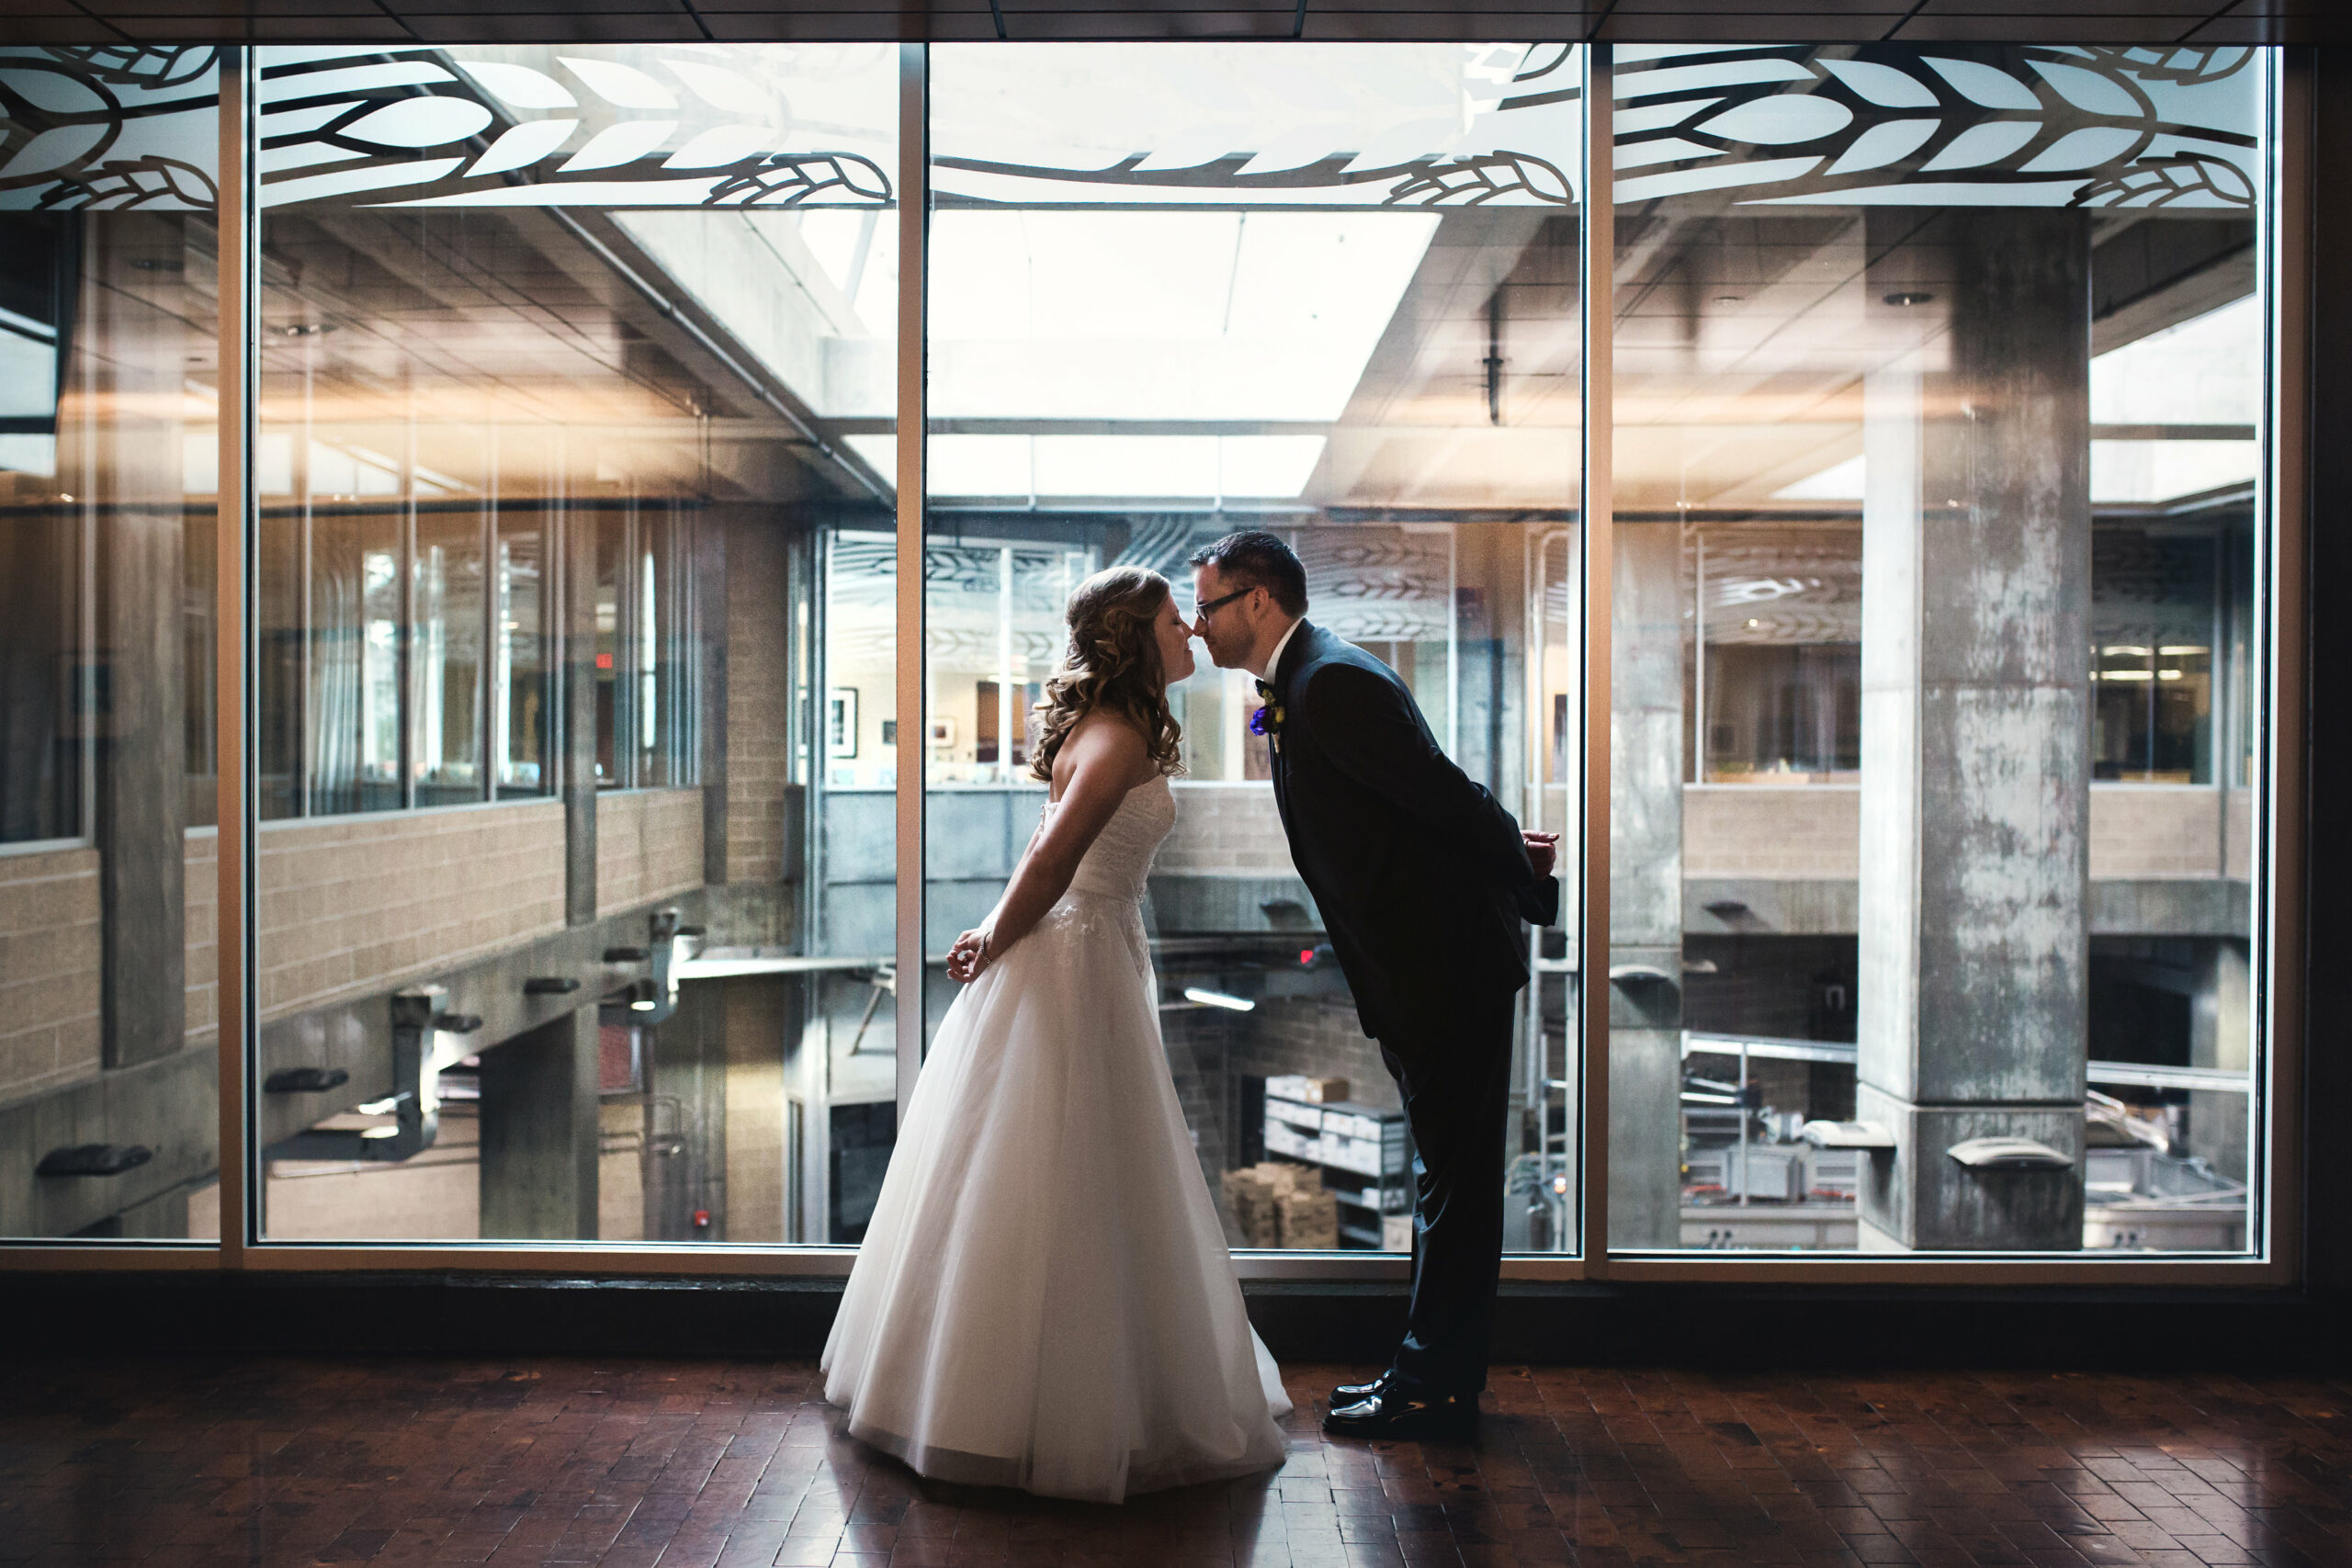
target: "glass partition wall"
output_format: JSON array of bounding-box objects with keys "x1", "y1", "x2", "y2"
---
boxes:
[
  {"x1": 1, "y1": 47, "x2": 222, "y2": 1240},
  {"x1": 922, "y1": 42, "x2": 1587, "y2": 1252},
  {"x1": 243, "y1": 41, "x2": 899, "y2": 1244},
  {"x1": 1607, "y1": 44, "x2": 2268, "y2": 1255},
  {"x1": 0, "y1": 39, "x2": 2288, "y2": 1273}
]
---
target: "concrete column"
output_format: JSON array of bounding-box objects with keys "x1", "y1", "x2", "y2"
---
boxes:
[
  {"x1": 1857, "y1": 212, "x2": 2092, "y2": 1252},
  {"x1": 87, "y1": 219, "x2": 187, "y2": 1068},
  {"x1": 479, "y1": 1007, "x2": 599, "y2": 1239},
  {"x1": 646, "y1": 976, "x2": 725, "y2": 1241},
  {"x1": 2189, "y1": 939, "x2": 2250, "y2": 1183},
  {"x1": 696, "y1": 513, "x2": 729, "y2": 890},
  {"x1": 562, "y1": 503, "x2": 598, "y2": 925},
  {"x1": 1609, "y1": 521, "x2": 1685, "y2": 1248}
]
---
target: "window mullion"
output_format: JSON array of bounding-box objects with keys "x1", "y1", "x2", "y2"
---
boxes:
[
  {"x1": 1581, "y1": 41, "x2": 1615, "y2": 1272},
  {"x1": 894, "y1": 42, "x2": 930, "y2": 1128},
  {"x1": 216, "y1": 44, "x2": 258, "y2": 1266}
]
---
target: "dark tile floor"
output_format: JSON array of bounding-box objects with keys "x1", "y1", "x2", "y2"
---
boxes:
[{"x1": 2, "y1": 1356, "x2": 2348, "y2": 1568}]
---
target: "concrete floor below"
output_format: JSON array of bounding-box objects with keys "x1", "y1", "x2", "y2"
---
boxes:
[{"x1": 1, "y1": 1354, "x2": 2346, "y2": 1566}]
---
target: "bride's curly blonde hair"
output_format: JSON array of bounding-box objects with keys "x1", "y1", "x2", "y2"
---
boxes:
[{"x1": 1029, "y1": 565, "x2": 1185, "y2": 783}]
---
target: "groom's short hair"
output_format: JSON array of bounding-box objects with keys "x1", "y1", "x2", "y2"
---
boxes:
[{"x1": 1189, "y1": 531, "x2": 1308, "y2": 616}]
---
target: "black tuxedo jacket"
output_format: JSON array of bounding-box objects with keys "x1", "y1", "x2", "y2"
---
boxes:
[{"x1": 1263, "y1": 621, "x2": 1559, "y2": 1045}]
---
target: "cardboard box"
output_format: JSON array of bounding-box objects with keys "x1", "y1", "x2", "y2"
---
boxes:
[
  {"x1": 1276, "y1": 1188, "x2": 1339, "y2": 1250},
  {"x1": 1266, "y1": 1075, "x2": 1349, "y2": 1105},
  {"x1": 1221, "y1": 1161, "x2": 1320, "y2": 1247}
]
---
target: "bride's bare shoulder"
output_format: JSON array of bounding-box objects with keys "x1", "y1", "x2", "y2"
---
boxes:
[
  {"x1": 1065, "y1": 711, "x2": 1150, "y2": 762},
  {"x1": 1049, "y1": 711, "x2": 1153, "y2": 795}
]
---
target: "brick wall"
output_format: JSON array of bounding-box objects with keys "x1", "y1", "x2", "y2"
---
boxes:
[
  {"x1": 0, "y1": 846, "x2": 102, "y2": 1103},
  {"x1": 2089, "y1": 787, "x2": 2230, "y2": 879},
  {"x1": 185, "y1": 829, "x2": 216, "y2": 1045},
  {"x1": 1158, "y1": 782, "x2": 1295, "y2": 875},
  {"x1": 722, "y1": 975, "x2": 786, "y2": 1244},
  {"x1": 1684, "y1": 785, "x2": 1860, "y2": 879},
  {"x1": 726, "y1": 520, "x2": 792, "y2": 886},
  {"x1": 596, "y1": 788, "x2": 707, "y2": 918},
  {"x1": 254, "y1": 802, "x2": 567, "y2": 1021},
  {"x1": 1224, "y1": 997, "x2": 1401, "y2": 1114},
  {"x1": 1686, "y1": 784, "x2": 2238, "y2": 884}
]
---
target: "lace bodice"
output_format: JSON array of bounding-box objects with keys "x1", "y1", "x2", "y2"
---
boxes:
[{"x1": 1046, "y1": 773, "x2": 1175, "y2": 904}]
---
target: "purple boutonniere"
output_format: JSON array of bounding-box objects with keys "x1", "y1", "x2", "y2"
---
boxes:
[{"x1": 1250, "y1": 702, "x2": 1284, "y2": 752}]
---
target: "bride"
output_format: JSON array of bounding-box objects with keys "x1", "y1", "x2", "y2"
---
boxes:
[{"x1": 822, "y1": 564, "x2": 1291, "y2": 1504}]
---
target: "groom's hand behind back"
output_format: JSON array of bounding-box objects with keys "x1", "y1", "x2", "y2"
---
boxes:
[{"x1": 1522, "y1": 831, "x2": 1559, "y2": 880}]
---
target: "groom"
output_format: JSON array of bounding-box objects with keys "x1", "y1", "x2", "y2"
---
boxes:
[{"x1": 1189, "y1": 531, "x2": 1559, "y2": 1438}]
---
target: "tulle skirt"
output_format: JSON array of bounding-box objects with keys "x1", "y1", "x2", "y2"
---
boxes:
[{"x1": 821, "y1": 887, "x2": 1290, "y2": 1504}]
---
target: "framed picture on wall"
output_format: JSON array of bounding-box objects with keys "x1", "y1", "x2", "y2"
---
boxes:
[{"x1": 829, "y1": 687, "x2": 858, "y2": 759}]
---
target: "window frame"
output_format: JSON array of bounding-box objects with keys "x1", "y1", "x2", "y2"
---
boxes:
[{"x1": 0, "y1": 40, "x2": 2303, "y2": 1288}]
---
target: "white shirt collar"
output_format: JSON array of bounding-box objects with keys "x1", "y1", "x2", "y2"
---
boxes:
[{"x1": 1261, "y1": 617, "x2": 1304, "y2": 683}]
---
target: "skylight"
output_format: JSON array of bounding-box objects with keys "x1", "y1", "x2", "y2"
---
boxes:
[
  {"x1": 2089, "y1": 294, "x2": 2258, "y2": 428},
  {"x1": 1768, "y1": 296, "x2": 2260, "y2": 508},
  {"x1": 927, "y1": 209, "x2": 1439, "y2": 423},
  {"x1": 847, "y1": 434, "x2": 1328, "y2": 500},
  {"x1": 1772, "y1": 453, "x2": 1864, "y2": 502}
]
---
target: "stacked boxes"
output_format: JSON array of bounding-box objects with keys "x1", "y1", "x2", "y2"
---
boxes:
[
  {"x1": 1277, "y1": 1177, "x2": 1340, "y2": 1250},
  {"x1": 1263, "y1": 1097, "x2": 1323, "y2": 1165},
  {"x1": 1220, "y1": 1161, "x2": 1338, "y2": 1248}
]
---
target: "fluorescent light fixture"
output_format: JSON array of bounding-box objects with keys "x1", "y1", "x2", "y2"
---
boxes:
[
  {"x1": 360, "y1": 1125, "x2": 401, "y2": 1140},
  {"x1": 1183, "y1": 987, "x2": 1255, "y2": 1012},
  {"x1": 355, "y1": 1096, "x2": 401, "y2": 1115}
]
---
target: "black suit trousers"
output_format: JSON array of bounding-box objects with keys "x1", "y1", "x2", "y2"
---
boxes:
[{"x1": 1379, "y1": 986, "x2": 1519, "y2": 1397}]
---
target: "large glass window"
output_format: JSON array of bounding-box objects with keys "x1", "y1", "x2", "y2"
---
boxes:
[
  {"x1": 0, "y1": 45, "x2": 221, "y2": 1240},
  {"x1": 925, "y1": 42, "x2": 1585, "y2": 1252},
  {"x1": 247, "y1": 42, "x2": 898, "y2": 1245},
  {"x1": 0, "y1": 36, "x2": 2287, "y2": 1270},
  {"x1": 1609, "y1": 44, "x2": 2265, "y2": 1254}
]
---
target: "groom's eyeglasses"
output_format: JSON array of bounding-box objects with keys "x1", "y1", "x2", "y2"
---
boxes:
[{"x1": 1192, "y1": 586, "x2": 1254, "y2": 620}]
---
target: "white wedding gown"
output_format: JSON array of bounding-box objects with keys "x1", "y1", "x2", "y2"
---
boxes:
[{"x1": 822, "y1": 774, "x2": 1291, "y2": 1504}]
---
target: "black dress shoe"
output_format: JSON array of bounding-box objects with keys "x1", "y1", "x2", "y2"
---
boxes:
[
  {"x1": 1329, "y1": 1370, "x2": 1393, "y2": 1408},
  {"x1": 1321, "y1": 1388, "x2": 1475, "y2": 1438}
]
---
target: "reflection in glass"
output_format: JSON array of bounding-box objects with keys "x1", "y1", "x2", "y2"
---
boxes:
[
  {"x1": 249, "y1": 42, "x2": 897, "y2": 1245},
  {"x1": 929, "y1": 42, "x2": 1584, "y2": 1252},
  {"x1": 494, "y1": 518, "x2": 548, "y2": 796},
  {"x1": 0, "y1": 47, "x2": 220, "y2": 1238},
  {"x1": 413, "y1": 511, "x2": 486, "y2": 807},
  {"x1": 1610, "y1": 44, "x2": 2266, "y2": 1254}
]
